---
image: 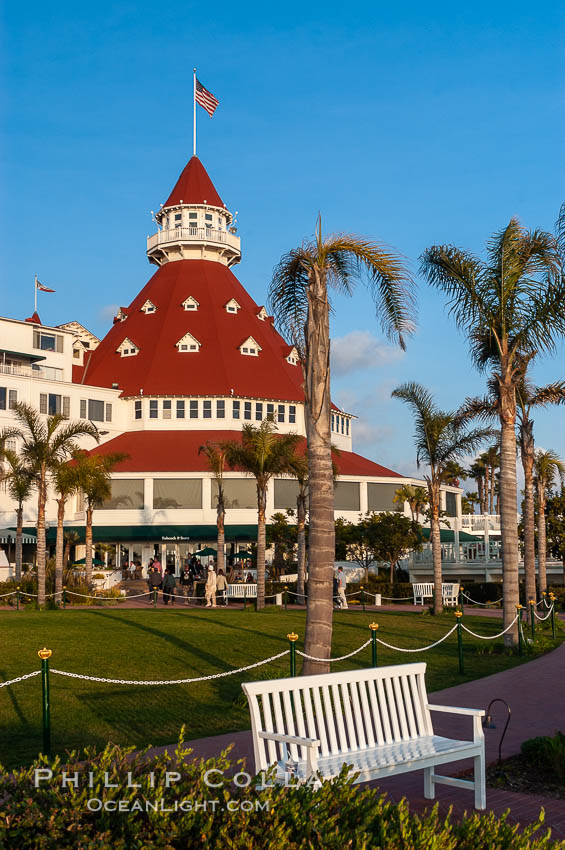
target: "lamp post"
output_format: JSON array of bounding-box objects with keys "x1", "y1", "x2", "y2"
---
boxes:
[
  {"x1": 482, "y1": 698, "x2": 512, "y2": 764},
  {"x1": 38, "y1": 648, "x2": 52, "y2": 756},
  {"x1": 287, "y1": 632, "x2": 298, "y2": 677},
  {"x1": 369, "y1": 623, "x2": 378, "y2": 667}
]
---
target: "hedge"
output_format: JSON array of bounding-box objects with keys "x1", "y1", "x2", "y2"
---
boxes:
[{"x1": 1, "y1": 733, "x2": 560, "y2": 849}]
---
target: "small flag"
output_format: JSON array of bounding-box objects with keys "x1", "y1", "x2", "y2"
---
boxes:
[
  {"x1": 36, "y1": 280, "x2": 55, "y2": 293},
  {"x1": 195, "y1": 79, "x2": 219, "y2": 117}
]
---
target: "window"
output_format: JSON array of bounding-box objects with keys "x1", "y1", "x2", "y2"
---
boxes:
[
  {"x1": 182, "y1": 296, "x2": 199, "y2": 311},
  {"x1": 277, "y1": 404, "x2": 285, "y2": 423},
  {"x1": 331, "y1": 414, "x2": 335, "y2": 431},
  {"x1": 163, "y1": 400, "x2": 172, "y2": 419},
  {"x1": 176, "y1": 400, "x2": 185, "y2": 419},
  {"x1": 274, "y1": 479, "x2": 300, "y2": 509},
  {"x1": 445, "y1": 491, "x2": 458, "y2": 517},
  {"x1": 141, "y1": 300, "x2": 156, "y2": 314},
  {"x1": 244, "y1": 401, "x2": 252, "y2": 420},
  {"x1": 105, "y1": 403, "x2": 112, "y2": 422},
  {"x1": 48, "y1": 394, "x2": 60, "y2": 415},
  {"x1": 205, "y1": 213, "x2": 213, "y2": 224},
  {"x1": 135, "y1": 400, "x2": 142, "y2": 420},
  {"x1": 367, "y1": 483, "x2": 403, "y2": 512},
  {"x1": 239, "y1": 336, "x2": 261, "y2": 356},
  {"x1": 149, "y1": 400, "x2": 158, "y2": 419},
  {"x1": 341, "y1": 417, "x2": 345, "y2": 434},
  {"x1": 80, "y1": 399, "x2": 86, "y2": 418},
  {"x1": 189, "y1": 212, "x2": 197, "y2": 220},
  {"x1": 225, "y1": 299, "x2": 241, "y2": 314},
  {"x1": 266, "y1": 403, "x2": 274, "y2": 421},
  {"x1": 176, "y1": 332, "x2": 200, "y2": 352},
  {"x1": 334, "y1": 481, "x2": 360, "y2": 512},
  {"x1": 346, "y1": 419, "x2": 349, "y2": 436},
  {"x1": 203, "y1": 400, "x2": 212, "y2": 419},
  {"x1": 33, "y1": 330, "x2": 63, "y2": 352},
  {"x1": 190, "y1": 400, "x2": 198, "y2": 419},
  {"x1": 232, "y1": 400, "x2": 240, "y2": 419},
  {"x1": 73, "y1": 349, "x2": 80, "y2": 359},
  {"x1": 175, "y1": 213, "x2": 182, "y2": 221},
  {"x1": 44, "y1": 394, "x2": 70, "y2": 417},
  {"x1": 8, "y1": 389, "x2": 17, "y2": 410},
  {"x1": 89, "y1": 400, "x2": 105, "y2": 422},
  {"x1": 212, "y1": 479, "x2": 256, "y2": 510},
  {"x1": 216, "y1": 400, "x2": 225, "y2": 418},
  {"x1": 153, "y1": 478, "x2": 202, "y2": 509},
  {"x1": 118, "y1": 337, "x2": 138, "y2": 357},
  {"x1": 255, "y1": 402, "x2": 263, "y2": 421},
  {"x1": 218, "y1": 217, "x2": 223, "y2": 228},
  {"x1": 289, "y1": 405, "x2": 296, "y2": 424},
  {"x1": 0, "y1": 388, "x2": 5, "y2": 411},
  {"x1": 100, "y1": 479, "x2": 144, "y2": 510}
]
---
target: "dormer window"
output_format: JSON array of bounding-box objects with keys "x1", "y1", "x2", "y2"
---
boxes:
[
  {"x1": 114, "y1": 307, "x2": 128, "y2": 323},
  {"x1": 286, "y1": 346, "x2": 299, "y2": 365},
  {"x1": 117, "y1": 337, "x2": 139, "y2": 357},
  {"x1": 141, "y1": 300, "x2": 156, "y2": 314},
  {"x1": 225, "y1": 299, "x2": 241, "y2": 314},
  {"x1": 239, "y1": 336, "x2": 262, "y2": 357},
  {"x1": 257, "y1": 307, "x2": 268, "y2": 321},
  {"x1": 176, "y1": 332, "x2": 201, "y2": 353},
  {"x1": 182, "y1": 296, "x2": 199, "y2": 311}
]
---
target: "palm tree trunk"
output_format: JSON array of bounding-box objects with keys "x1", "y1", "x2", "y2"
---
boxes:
[
  {"x1": 63, "y1": 538, "x2": 71, "y2": 571},
  {"x1": 537, "y1": 487, "x2": 547, "y2": 595},
  {"x1": 15, "y1": 504, "x2": 23, "y2": 581},
  {"x1": 429, "y1": 482, "x2": 443, "y2": 615},
  {"x1": 489, "y1": 465, "x2": 495, "y2": 514},
  {"x1": 256, "y1": 491, "x2": 267, "y2": 610},
  {"x1": 55, "y1": 497, "x2": 65, "y2": 598},
  {"x1": 477, "y1": 475, "x2": 485, "y2": 514},
  {"x1": 521, "y1": 421, "x2": 536, "y2": 618},
  {"x1": 499, "y1": 375, "x2": 519, "y2": 646},
  {"x1": 85, "y1": 504, "x2": 94, "y2": 585},
  {"x1": 303, "y1": 268, "x2": 334, "y2": 674},
  {"x1": 36, "y1": 466, "x2": 47, "y2": 606},
  {"x1": 216, "y1": 507, "x2": 225, "y2": 576},
  {"x1": 296, "y1": 494, "x2": 306, "y2": 605}
]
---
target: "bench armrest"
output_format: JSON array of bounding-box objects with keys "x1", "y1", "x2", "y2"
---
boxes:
[
  {"x1": 427, "y1": 704, "x2": 485, "y2": 717},
  {"x1": 427, "y1": 704, "x2": 485, "y2": 744},
  {"x1": 258, "y1": 731, "x2": 320, "y2": 776}
]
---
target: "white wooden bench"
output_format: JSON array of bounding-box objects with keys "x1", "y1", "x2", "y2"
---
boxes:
[
  {"x1": 242, "y1": 662, "x2": 485, "y2": 809},
  {"x1": 412, "y1": 582, "x2": 460, "y2": 606},
  {"x1": 227, "y1": 583, "x2": 257, "y2": 599}
]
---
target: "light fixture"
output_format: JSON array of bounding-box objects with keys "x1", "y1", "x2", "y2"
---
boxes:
[{"x1": 482, "y1": 698, "x2": 511, "y2": 763}]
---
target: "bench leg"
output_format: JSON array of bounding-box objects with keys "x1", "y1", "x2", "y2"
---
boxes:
[
  {"x1": 474, "y1": 753, "x2": 486, "y2": 810},
  {"x1": 424, "y1": 767, "x2": 435, "y2": 799}
]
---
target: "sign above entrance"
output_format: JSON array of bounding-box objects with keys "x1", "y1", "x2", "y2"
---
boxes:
[{"x1": 161, "y1": 536, "x2": 191, "y2": 541}]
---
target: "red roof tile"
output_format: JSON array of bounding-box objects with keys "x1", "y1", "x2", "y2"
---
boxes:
[
  {"x1": 163, "y1": 156, "x2": 224, "y2": 209},
  {"x1": 91, "y1": 430, "x2": 403, "y2": 478},
  {"x1": 81, "y1": 259, "x2": 307, "y2": 400}
]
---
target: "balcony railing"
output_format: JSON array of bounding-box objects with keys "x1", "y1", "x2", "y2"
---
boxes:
[
  {"x1": 460, "y1": 514, "x2": 502, "y2": 532},
  {"x1": 0, "y1": 363, "x2": 64, "y2": 381},
  {"x1": 147, "y1": 226, "x2": 240, "y2": 253}
]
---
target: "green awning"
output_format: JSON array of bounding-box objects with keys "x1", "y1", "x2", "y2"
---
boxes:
[
  {"x1": 421, "y1": 528, "x2": 482, "y2": 543},
  {"x1": 36, "y1": 524, "x2": 259, "y2": 544},
  {"x1": 0, "y1": 349, "x2": 46, "y2": 362}
]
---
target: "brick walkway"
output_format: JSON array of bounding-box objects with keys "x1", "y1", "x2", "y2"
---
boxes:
[{"x1": 147, "y1": 640, "x2": 565, "y2": 837}]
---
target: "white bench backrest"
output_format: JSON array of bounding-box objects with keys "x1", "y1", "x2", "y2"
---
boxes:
[
  {"x1": 243, "y1": 662, "x2": 433, "y2": 772},
  {"x1": 227, "y1": 584, "x2": 257, "y2": 597},
  {"x1": 413, "y1": 583, "x2": 433, "y2": 595}
]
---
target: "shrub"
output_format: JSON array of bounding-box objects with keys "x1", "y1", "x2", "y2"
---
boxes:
[
  {"x1": 521, "y1": 731, "x2": 565, "y2": 784},
  {"x1": 0, "y1": 734, "x2": 559, "y2": 849}
]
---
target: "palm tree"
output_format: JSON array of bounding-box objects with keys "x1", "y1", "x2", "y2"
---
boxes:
[
  {"x1": 53, "y1": 462, "x2": 79, "y2": 598},
  {"x1": 269, "y1": 221, "x2": 414, "y2": 672},
  {"x1": 421, "y1": 217, "x2": 564, "y2": 642},
  {"x1": 392, "y1": 383, "x2": 492, "y2": 614},
  {"x1": 482, "y1": 446, "x2": 500, "y2": 514},
  {"x1": 392, "y1": 484, "x2": 429, "y2": 521},
  {"x1": 1, "y1": 450, "x2": 35, "y2": 580},
  {"x1": 462, "y1": 491, "x2": 480, "y2": 514},
  {"x1": 468, "y1": 457, "x2": 488, "y2": 514},
  {"x1": 288, "y1": 452, "x2": 309, "y2": 605},
  {"x1": 535, "y1": 450, "x2": 565, "y2": 594},
  {"x1": 222, "y1": 421, "x2": 301, "y2": 609},
  {"x1": 199, "y1": 443, "x2": 227, "y2": 575},
  {"x1": 10, "y1": 403, "x2": 99, "y2": 604},
  {"x1": 73, "y1": 450, "x2": 128, "y2": 585}
]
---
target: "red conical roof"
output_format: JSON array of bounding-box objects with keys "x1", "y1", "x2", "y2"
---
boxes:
[
  {"x1": 163, "y1": 156, "x2": 224, "y2": 208},
  {"x1": 83, "y1": 260, "x2": 304, "y2": 401},
  {"x1": 25, "y1": 311, "x2": 42, "y2": 324}
]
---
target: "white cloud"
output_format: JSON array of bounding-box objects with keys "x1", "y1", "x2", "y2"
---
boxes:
[
  {"x1": 352, "y1": 421, "x2": 393, "y2": 447},
  {"x1": 331, "y1": 330, "x2": 403, "y2": 377},
  {"x1": 99, "y1": 304, "x2": 119, "y2": 322}
]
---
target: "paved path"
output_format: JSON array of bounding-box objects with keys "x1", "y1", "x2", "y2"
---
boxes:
[{"x1": 147, "y1": 640, "x2": 565, "y2": 838}]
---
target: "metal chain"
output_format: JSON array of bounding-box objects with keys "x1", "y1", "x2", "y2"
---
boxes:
[
  {"x1": 461, "y1": 614, "x2": 519, "y2": 640},
  {"x1": 376, "y1": 624, "x2": 458, "y2": 653},
  {"x1": 0, "y1": 670, "x2": 41, "y2": 688},
  {"x1": 297, "y1": 638, "x2": 372, "y2": 663},
  {"x1": 50, "y1": 650, "x2": 290, "y2": 686}
]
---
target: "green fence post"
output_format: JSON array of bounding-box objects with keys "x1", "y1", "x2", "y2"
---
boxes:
[
  {"x1": 529, "y1": 599, "x2": 535, "y2": 642},
  {"x1": 38, "y1": 648, "x2": 52, "y2": 756},
  {"x1": 459, "y1": 584, "x2": 464, "y2": 607},
  {"x1": 287, "y1": 632, "x2": 298, "y2": 677},
  {"x1": 455, "y1": 611, "x2": 464, "y2": 674},
  {"x1": 16, "y1": 586, "x2": 20, "y2": 611},
  {"x1": 549, "y1": 593, "x2": 556, "y2": 639},
  {"x1": 516, "y1": 605, "x2": 523, "y2": 656},
  {"x1": 361, "y1": 586, "x2": 366, "y2": 612},
  {"x1": 369, "y1": 623, "x2": 378, "y2": 667},
  {"x1": 62, "y1": 586, "x2": 66, "y2": 610},
  {"x1": 284, "y1": 586, "x2": 288, "y2": 611},
  {"x1": 153, "y1": 589, "x2": 157, "y2": 609}
]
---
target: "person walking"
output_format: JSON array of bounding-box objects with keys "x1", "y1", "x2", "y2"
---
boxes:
[
  {"x1": 336, "y1": 566, "x2": 348, "y2": 610},
  {"x1": 216, "y1": 568, "x2": 228, "y2": 606},
  {"x1": 205, "y1": 565, "x2": 217, "y2": 608},
  {"x1": 162, "y1": 566, "x2": 176, "y2": 605},
  {"x1": 148, "y1": 566, "x2": 162, "y2": 603},
  {"x1": 153, "y1": 556, "x2": 163, "y2": 576},
  {"x1": 332, "y1": 574, "x2": 339, "y2": 609},
  {"x1": 179, "y1": 566, "x2": 191, "y2": 605}
]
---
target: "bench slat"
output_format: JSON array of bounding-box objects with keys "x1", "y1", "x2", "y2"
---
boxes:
[
  {"x1": 375, "y1": 678, "x2": 393, "y2": 743},
  {"x1": 393, "y1": 677, "x2": 410, "y2": 740},
  {"x1": 384, "y1": 678, "x2": 401, "y2": 741},
  {"x1": 409, "y1": 673, "x2": 426, "y2": 735},
  {"x1": 331, "y1": 683, "x2": 349, "y2": 753},
  {"x1": 294, "y1": 687, "x2": 309, "y2": 755},
  {"x1": 322, "y1": 685, "x2": 339, "y2": 753},
  {"x1": 400, "y1": 675, "x2": 417, "y2": 738},
  {"x1": 261, "y1": 694, "x2": 278, "y2": 765},
  {"x1": 312, "y1": 687, "x2": 330, "y2": 757},
  {"x1": 281, "y1": 690, "x2": 300, "y2": 762},
  {"x1": 302, "y1": 687, "x2": 317, "y2": 748},
  {"x1": 367, "y1": 679, "x2": 385, "y2": 745},
  {"x1": 340, "y1": 682, "x2": 358, "y2": 751},
  {"x1": 358, "y1": 680, "x2": 375, "y2": 747},
  {"x1": 350, "y1": 681, "x2": 367, "y2": 750}
]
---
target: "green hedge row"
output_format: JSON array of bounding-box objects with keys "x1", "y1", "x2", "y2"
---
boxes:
[{"x1": 1, "y1": 734, "x2": 559, "y2": 849}]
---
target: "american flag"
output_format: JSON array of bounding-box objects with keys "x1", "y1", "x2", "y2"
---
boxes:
[
  {"x1": 36, "y1": 279, "x2": 55, "y2": 293},
  {"x1": 195, "y1": 78, "x2": 219, "y2": 117}
]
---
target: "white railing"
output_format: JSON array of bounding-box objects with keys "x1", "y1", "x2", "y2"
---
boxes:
[
  {"x1": 0, "y1": 363, "x2": 64, "y2": 381},
  {"x1": 147, "y1": 226, "x2": 240, "y2": 252},
  {"x1": 460, "y1": 514, "x2": 502, "y2": 532}
]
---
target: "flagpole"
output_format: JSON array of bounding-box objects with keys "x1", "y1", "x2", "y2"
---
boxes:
[
  {"x1": 193, "y1": 68, "x2": 197, "y2": 157},
  {"x1": 34, "y1": 274, "x2": 38, "y2": 313}
]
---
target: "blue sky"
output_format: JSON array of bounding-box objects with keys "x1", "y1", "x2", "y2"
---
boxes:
[{"x1": 2, "y1": 0, "x2": 564, "y2": 483}]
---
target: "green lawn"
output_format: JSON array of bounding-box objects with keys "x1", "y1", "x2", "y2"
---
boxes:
[{"x1": 0, "y1": 606, "x2": 561, "y2": 768}]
